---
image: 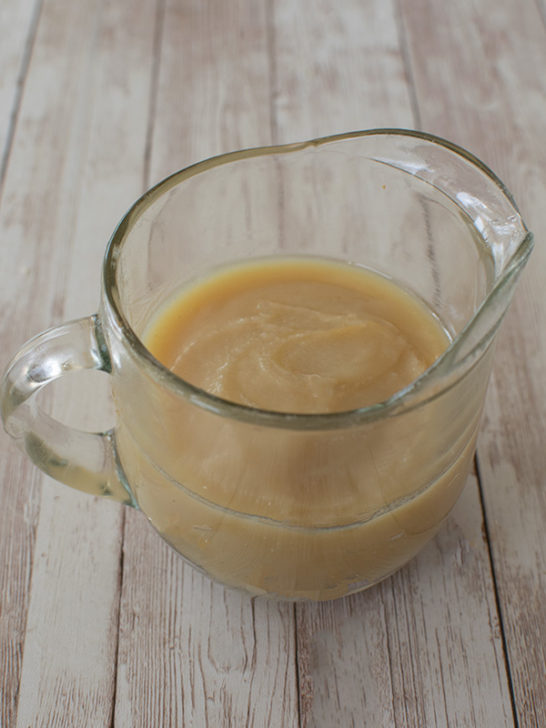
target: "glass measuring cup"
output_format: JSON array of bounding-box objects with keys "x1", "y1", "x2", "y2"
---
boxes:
[{"x1": 0, "y1": 130, "x2": 533, "y2": 600}]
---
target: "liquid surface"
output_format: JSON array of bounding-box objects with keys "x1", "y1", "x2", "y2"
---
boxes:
[{"x1": 145, "y1": 257, "x2": 449, "y2": 413}]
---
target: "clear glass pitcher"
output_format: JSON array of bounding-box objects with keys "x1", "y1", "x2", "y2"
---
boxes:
[{"x1": 0, "y1": 130, "x2": 533, "y2": 600}]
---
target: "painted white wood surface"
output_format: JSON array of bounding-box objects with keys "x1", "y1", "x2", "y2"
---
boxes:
[{"x1": 0, "y1": 0, "x2": 544, "y2": 725}]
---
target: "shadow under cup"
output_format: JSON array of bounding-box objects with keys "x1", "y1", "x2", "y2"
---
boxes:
[{"x1": 102, "y1": 131, "x2": 531, "y2": 600}]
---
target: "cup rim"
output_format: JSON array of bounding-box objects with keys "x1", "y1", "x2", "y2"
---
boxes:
[{"x1": 102, "y1": 128, "x2": 533, "y2": 430}]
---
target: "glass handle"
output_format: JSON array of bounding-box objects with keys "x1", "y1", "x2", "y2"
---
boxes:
[{"x1": 0, "y1": 314, "x2": 134, "y2": 506}]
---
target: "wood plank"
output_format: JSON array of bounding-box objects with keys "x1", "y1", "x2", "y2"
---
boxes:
[
  {"x1": 112, "y1": 1, "x2": 300, "y2": 725},
  {"x1": 398, "y1": 0, "x2": 546, "y2": 724},
  {"x1": 0, "y1": 457, "x2": 39, "y2": 728},
  {"x1": 3, "y1": 0, "x2": 158, "y2": 724},
  {"x1": 14, "y1": 491, "x2": 122, "y2": 728},
  {"x1": 271, "y1": 0, "x2": 515, "y2": 724},
  {"x1": 0, "y1": 0, "x2": 40, "y2": 180},
  {"x1": 148, "y1": 0, "x2": 275, "y2": 183},
  {"x1": 271, "y1": 0, "x2": 416, "y2": 143},
  {"x1": 296, "y1": 588, "x2": 397, "y2": 727}
]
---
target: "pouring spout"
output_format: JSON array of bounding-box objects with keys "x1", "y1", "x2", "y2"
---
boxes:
[{"x1": 363, "y1": 129, "x2": 533, "y2": 399}]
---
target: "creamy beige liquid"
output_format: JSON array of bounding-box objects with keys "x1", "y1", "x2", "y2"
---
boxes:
[
  {"x1": 146, "y1": 258, "x2": 448, "y2": 412},
  {"x1": 116, "y1": 257, "x2": 481, "y2": 600}
]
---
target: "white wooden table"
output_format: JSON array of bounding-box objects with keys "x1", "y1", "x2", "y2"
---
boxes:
[{"x1": 1, "y1": 0, "x2": 545, "y2": 725}]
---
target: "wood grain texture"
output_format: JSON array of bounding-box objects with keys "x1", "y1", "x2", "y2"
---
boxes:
[
  {"x1": 399, "y1": 0, "x2": 546, "y2": 723},
  {"x1": 115, "y1": 515, "x2": 298, "y2": 728},
  {"x1": 148, "y1": 0, "x2": 274, "y2": 183},
  {"x1": 112, "y1": 1, "x2": 300, "y2": 726},
  {"x1": 14, "y1": 491, "x2": 123, "y2": 728},
  {"x1": 0, "y1": 457, "x2": 39, "y2": 728},
  {"x1": 3, "y1": 0, "x2": 158, "y2": 725},
  {"x1": 270, "y1": 0, "x2": 415, "y2": 141}
]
